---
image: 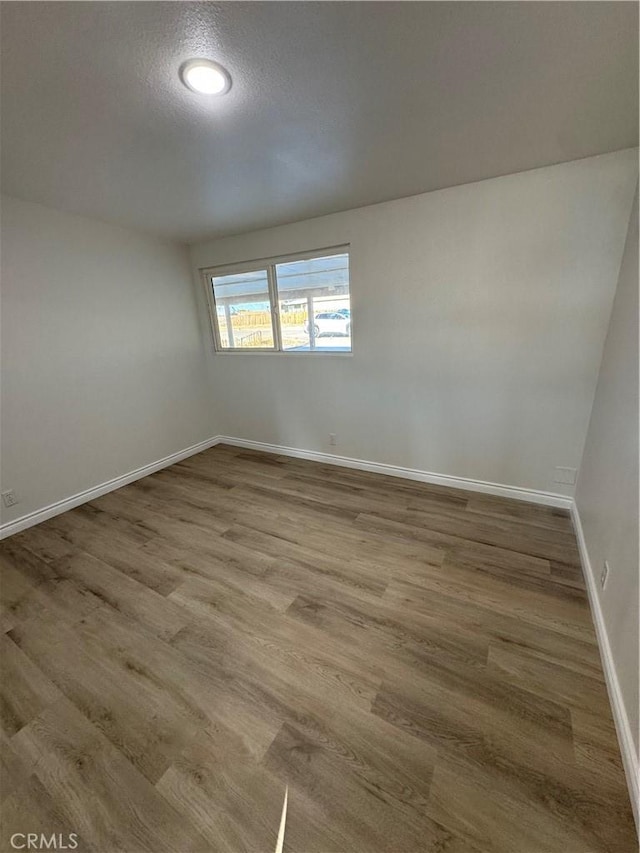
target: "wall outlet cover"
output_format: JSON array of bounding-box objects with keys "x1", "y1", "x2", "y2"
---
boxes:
[
  {"x1": 554, "y1": 466, "x2": 577, "y2": 485},
  {"x1": 1, "y1": 490, "x2": 18, "y2": 508}
]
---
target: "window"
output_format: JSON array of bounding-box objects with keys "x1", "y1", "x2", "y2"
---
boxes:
[{"x1": 202, "y1": 247, "x2": 351, "y2": 353}]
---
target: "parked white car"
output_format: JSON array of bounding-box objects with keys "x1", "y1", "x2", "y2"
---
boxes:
[{"x1": 306, "y1": 312, "x2": 351, "y2": 337}]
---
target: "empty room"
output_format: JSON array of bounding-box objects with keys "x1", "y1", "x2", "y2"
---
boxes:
[{"x1": 0, "y1": 2, "x2": 638, "y2": 851}]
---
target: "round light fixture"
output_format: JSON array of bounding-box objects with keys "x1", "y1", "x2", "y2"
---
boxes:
[{"x1": 179, "y1": 59, "x2": 231, "y2": 95}]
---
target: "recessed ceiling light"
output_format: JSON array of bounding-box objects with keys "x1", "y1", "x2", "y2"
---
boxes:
[{"x1": 179, "y1": 59, "x2": 231, "y2": 95}]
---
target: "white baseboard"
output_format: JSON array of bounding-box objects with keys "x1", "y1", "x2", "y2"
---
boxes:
[
  {"x1": 1, "y1": 433, "x2": 572, "y2": 540},
  {"x1": 217, "y1": 435, "x2": 574, "y2": 509},
  {"x1": 571, "y1": 503, "x2": 639, "y2": 832},
  {"x1": 0, "y1": 436, "x2": 222, "y2": 540}
]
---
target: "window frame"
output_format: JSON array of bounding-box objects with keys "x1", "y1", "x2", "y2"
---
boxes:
[{"x1": 200, "y1": 245, "x2": 351, "y2": 356}]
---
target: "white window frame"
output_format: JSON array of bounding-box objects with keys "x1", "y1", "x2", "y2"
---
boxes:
[{"x1": 200, "y1": 245, "x2": 351, "y2": 355}]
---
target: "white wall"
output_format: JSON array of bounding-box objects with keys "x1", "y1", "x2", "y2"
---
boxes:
[
  {"x1": 1, "y1": 195, "x2": 214, "y2": 526},
  {"x1": 190, "y1": 149, "x2": 638, "y2": 496},
  {"x1": 575, "y1": 188, "x2": 639, "y2": 760}
]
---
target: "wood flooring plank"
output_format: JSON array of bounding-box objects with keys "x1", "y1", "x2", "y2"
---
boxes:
[
  {"x1": 0, "y1": 731, "x2": 34, "y2": 803},
  {"x1": 88, "y1": 487, "x2": 232, "y2": 539},
  {"x1": 3, "y1": 575, "x2": 103, "y2": 635},
  {"x1": 0, "y1": 563, "x2": 40, "y2": 629},
  {"x1": 487, "y1": 642, "x2": 612, "y2": 714},
  {"x1": 464, "y1": 493, "x2": 573, "y2": 532},
  {"x1": 0, "y1": 634, "x2": 62, "y2": 738},
  {"x1": 355, "y1": 508, "x2": 581, "y2": 566},
  {"x1": 31, "y1": 515, "x2": 185, "y2": 597},
  {"x1": 0, "y1": 540, "x2": 59, "y2": 587},
  {"x1": 44, "y1": 503, "x2": 153, "y2": 549},
  {"x1": 155, "y1": 722, "x2": 284, "y2": 853},
  {"x1": 1, "y1": 772, "x2": 85, "y2": 852},
  {"x1": 377, "y1": 683, "x2": 635, "y2": 852},
  {"x1": 9, "y1": 697, "x2": 210, "y2": 852},
  {"x1": 221, "y1": 522, "x2": 390, "y2": 595},
  {"x1": 169, "y1": 576, "x2": 383, "y2": 714},
  {"x1": 427, "y1": 753, "x2": 592, "y2": 853},
  {"x1": 0, "y1": 606, "x2": 17, "y2": 635},
  {"x1": 142, "y1": 525, "x2": 278, "y2": 580},
  {"x1": 570, "y1": 707, "x2": 632, "y2": 793},
  {"x1": 262, "y1": 721, "x2": 434, "y2": 853},
  {"x1": 225, "y1": 482, "x2": 446, "y2": 570},
  {"x1": 385, "y1": 569, "x2": 595, "y2": 644},
  {"x1": 36, "y1": 513, "x2": 152, "y2": 571},
  {"x1": 7, "y1": 618, "x2": 205, "y2": 785},
  {"x1": 49, "y1": 550, "x2": 187, "y2": 641},
  {"x1": 283, "y1": 587, "x2": 490, "y2": 687},
  {"x1": 10, "y1": 526, "x2": 77, "y2": 564},
  {"x1": 167, "y1": 624, "x2": 284, "y2": 762}
]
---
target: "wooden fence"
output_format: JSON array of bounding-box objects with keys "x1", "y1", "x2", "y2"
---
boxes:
[{"x1": 231, "y1": 310, "x2": 307, "y2": 327}]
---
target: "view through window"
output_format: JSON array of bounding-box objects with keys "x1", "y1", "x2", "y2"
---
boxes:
[
  {"x1": 212, "y1": 269, "x2": 275, "y2": 350},
  {"x1": 206, "y1": 249, "x2": 350, "y2": 353}
]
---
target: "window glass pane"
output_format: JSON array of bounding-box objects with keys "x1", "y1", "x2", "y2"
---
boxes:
[
  {"x1": 275, "y1": 253, "x2": 350, "y2": 351},
  {"x1": 211, "y1": 269, "x2": 275, "y2": 349}
]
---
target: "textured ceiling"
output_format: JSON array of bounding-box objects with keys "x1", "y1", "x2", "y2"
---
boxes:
[{"x1": 1, "y1": 2, "x2": 638, "y2": 243}]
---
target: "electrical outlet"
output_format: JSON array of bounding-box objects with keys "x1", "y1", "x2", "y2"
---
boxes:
[
  {"x1": 1, "y1": 490, "x2": 18, "y2": 508},
  {"x1": 554, "y1": 467, "x2": 577, "y2": 485},
  {"x1": 329, "y1": 433, "x2": 337, "y2": 446},
  {"x1": 600, "y1": 560, "x2": 610, "y2": 589}
]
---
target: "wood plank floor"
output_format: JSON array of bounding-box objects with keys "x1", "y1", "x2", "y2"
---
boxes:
[{"x1": 1, "y1": 444, "x2": 636, "y2": 852}]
